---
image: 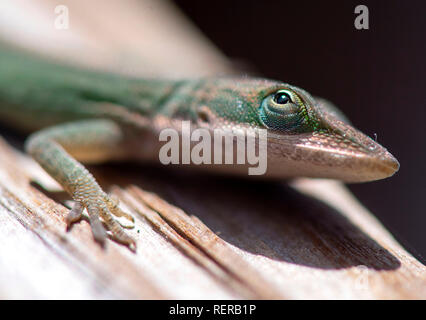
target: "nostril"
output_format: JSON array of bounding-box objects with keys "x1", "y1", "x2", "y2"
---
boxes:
[
  {"x1": 378, "y1": 152, "x2": 400, "y2": 175},
  {"x1": 386, "y1": 156, "x2": 400, "y2": 172}
]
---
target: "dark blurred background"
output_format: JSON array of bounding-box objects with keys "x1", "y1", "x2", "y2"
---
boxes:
[{"x1": 175, "y1": 0, "x2": 426, "y2": 262}]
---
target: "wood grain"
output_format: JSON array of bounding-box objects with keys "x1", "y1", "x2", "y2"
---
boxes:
[{"x1": 0, "y1": 137, "x2": 425, "y2": 299}]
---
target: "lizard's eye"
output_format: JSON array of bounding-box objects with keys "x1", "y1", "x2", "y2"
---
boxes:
[
  {"x1": 273, "y1": 91, "x2": 292, "y2": 104},
  {"x1": 259, "y1": 89, "x2": 306, "y2": 132}
]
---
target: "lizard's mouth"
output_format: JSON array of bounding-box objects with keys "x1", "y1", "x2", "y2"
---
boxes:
[
  {"x1": 294, "y1": 130, "x2": 399, "y2": 182},
  {"x1": 266, "y1": 116, "x2": 399, "y2": 183}
]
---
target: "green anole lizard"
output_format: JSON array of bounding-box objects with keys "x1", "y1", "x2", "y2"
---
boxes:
[{"x1": 0, "y1": 48, "x2": 399, "y2": 250}]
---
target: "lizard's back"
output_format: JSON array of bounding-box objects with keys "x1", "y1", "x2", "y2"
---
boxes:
[{"x1": 0, "y1": 48, "x2": 174, "y2": 132}]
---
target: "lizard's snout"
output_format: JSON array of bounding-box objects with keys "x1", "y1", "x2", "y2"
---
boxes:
[
  {"x1": 308, "y1": 114, "x2": 401, "y2": 182},
  {"x1": 319, "y1": 127, "x2": 400, "y2": 182},
  {"x1": 378, "y1": 151, "x2": 400, "y2": 174},
  {"x1": 265, "y1": 129, "x2": 399, "y2": 182},
  {"x1": 361, "y1": 145, "x2": 400, "y2": 181}
]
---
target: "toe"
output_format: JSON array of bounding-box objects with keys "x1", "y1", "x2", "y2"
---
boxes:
[
  {"x1": 87, "y1": 205, "x2": 107, "y2": 246},
  {"x1": 66, "y1": 202, "x2": 84, "y2": 229}
]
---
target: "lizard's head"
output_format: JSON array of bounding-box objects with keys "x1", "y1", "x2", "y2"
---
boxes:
[{"x1": 198, "y1": 78, "x2": 399, "y2": 182}]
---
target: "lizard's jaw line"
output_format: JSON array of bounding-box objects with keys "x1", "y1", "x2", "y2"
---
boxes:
[{"x1": 266, "y1": 132, "x2": 400, "y2": 182}]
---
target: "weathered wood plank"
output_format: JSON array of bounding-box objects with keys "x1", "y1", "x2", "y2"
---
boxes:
[
  {"x1": 0, "y1": 137, "x2": 425, "y2": 299},
  {"x1": 0, "y1": 138, "x2": 241, "y2": 299},
  {"x1": 0, "y1": 0, "x2": 424, "y2": 300}
]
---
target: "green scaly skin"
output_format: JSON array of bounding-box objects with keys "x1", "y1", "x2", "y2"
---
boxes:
[{"x1": 0, "y1": 48, "x2": 399, "y2": 250}]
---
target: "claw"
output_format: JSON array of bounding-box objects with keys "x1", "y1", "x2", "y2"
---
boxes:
[{"x1": 67, "y1": 193, "x2": 136, "y2": 251}]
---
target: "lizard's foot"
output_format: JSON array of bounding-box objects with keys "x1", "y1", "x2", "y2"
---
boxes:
[
  {"x1": 25, "y1": 119, "x2": 137, "y2": 251},
  {"x1": 66, "y1": 193, "x2": 136, "y2": 252}
]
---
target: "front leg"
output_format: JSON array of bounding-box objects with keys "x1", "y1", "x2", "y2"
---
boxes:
[{"x1": 25, "y1": 119, "x2": 136, "y2": 250}]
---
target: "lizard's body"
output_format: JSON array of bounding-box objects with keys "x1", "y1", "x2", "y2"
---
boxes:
[{"x1": 0, "y1": 48, "x2": 399, "y2": 249}]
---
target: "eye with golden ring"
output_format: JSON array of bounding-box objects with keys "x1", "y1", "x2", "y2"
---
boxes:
[{"x1": 259, "y1": 89, "x2": 306, "y2": 132}]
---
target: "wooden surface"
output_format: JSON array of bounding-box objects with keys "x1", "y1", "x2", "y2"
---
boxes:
[{"x1": 0, "y1": 0, "x2": 425, "y2": 299}]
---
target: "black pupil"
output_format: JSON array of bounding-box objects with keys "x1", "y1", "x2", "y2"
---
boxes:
[{"x1": 274, "y1": 92, "x2": 291, "y2": 104}]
